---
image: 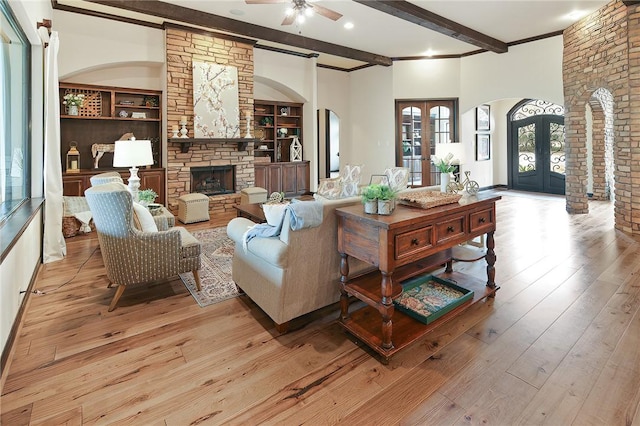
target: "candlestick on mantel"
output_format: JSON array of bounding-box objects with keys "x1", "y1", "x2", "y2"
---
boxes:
[
  {"x1": 244, "y1": 111, "x2": 252, "y2": 139},
  {"x1": 171, "y1": 124, "x2": 179, "y2": 139},
  {"x1": 180, "y1": 116, "x2": 188, "y2": 124}
]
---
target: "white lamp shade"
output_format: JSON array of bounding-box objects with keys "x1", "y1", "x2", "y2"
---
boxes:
[{"x1": 112, "y1": 140, "x2": 154, "y2": 168}]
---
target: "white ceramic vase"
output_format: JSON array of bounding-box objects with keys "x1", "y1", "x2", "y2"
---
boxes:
[
  {"x1": 378, "y1": 199, "x2": 394, "y2": 215},
  {"x1": 364, "y1": 200, "x2": 377, "y2": 214},
  {"x1": 68, "y1": 105, "x2": 79, "y2": 116},
  {"x1": 440, "y1": 172, "x2": 450, "y2": 193}
]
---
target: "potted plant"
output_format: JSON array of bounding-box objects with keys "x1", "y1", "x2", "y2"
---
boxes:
[
  {"x1": 433, "y1": 153, "x2": 457, "y2": 192},
  {"x1": 361, "y1": 184, "x2": 381, "y2": 214},
  {"x1": 62, "y1": 93, "x2": 85, "y2": 116},
  {"x1": 138, "y1": 188, "x2": 158, "y2": 207},
  {"x1": 377, "y1": 185, "x2": 398, "y2": 215}
]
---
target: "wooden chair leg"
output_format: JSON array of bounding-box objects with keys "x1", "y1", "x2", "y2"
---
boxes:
[
  {"x1": 193, "y1": 270, "x2": 202, "y2": 292},
  {"x1": 108, "y1": 285, "x2": 126, "y2": 312}
]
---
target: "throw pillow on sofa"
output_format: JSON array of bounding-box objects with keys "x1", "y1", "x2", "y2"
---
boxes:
[
  {"x1": 262, "y1": 202, "x2": 290, "y2": 226},
  {"x1": 316, "y1": 177, "x2": 342, "y2": 199},
  {"x1": 132, "y1": 202, "x2": 159, "y2": 232},
  {"x1": 339, "y1": 164, "x2": 363, "y2": 197},
  {"x1": 384, "y1": 167, "x2": 410, "y2": 192}
]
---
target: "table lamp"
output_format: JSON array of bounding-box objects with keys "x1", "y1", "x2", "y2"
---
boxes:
[{"x1": 112, "y1": 138, "x2": 153, "y2": 202}]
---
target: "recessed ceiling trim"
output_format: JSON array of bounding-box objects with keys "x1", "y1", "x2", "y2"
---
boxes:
[
  {"x1": 81, "y1": 0, "x2": 393, "y2": 66},
  {"x1": 353, "y1": 0, "x2": 508, "y2": 54}
]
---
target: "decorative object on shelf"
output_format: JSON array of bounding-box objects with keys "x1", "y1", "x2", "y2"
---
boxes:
[
  {"x1": 143, "y1": 95, "x2": 159, "y2": 107},
  {"x1": 193, "y1": 61, "x2": 240, "y2": 138},
  {"x1": 278, "y1": 127, "x2": 288, "y2": 138},
  {"x1": 112, "y1": 137, "x2": 154, "y2": 202},
  {"x1": 63, "y1": 92, "x2": 85, "y2": 116},
  {"x1": 66, "y1": 141, "x2": 80, "y2": 173},
  {"x1": 433, "y1": 153, "x2": 457, "y2": 193},
  {"x1": 446, "y1": 171, "x2": 479, "y2": 195},
  {"x1": 290, "y1": 136, "x2": 302, "y2": 161},
  {"x1": 118, "y1": 110, "x2": 128, "y2": 118},
  {"x1": 91, "y1": 143, "x2": 115, "y2": 169},
  {"x1": 171, "y1": 124, "x2": 179, "y2": 139},
  {"x1": 255, "y1": 128, "x2": 265, "y2": 140},
  {"x1": 179, "y1": 116, "x2": 189, "y2": 138},
  {"x1": 131, "y1": 112, "x2": 147, "y2": 119},
  {"x1": 394, "y1": 275, "x2": 474, "y2": 325},
  {"x1": 244, "y1": 111, "x2": 252, "y2": 139},
  {"x1": 138, "y1": 188, "x2": 158, "y2": 207},
  {"x1": 260, "y1": 117, "x2": 273, "y2": 127},
  {"x1": 259, "y1": 144, "x2": 268, "y2": 150},
  {"x1": 280, "y1": 107, "x2": 288, "y2": 116},
  {"x1": 476, "y1": 104, "x2": 490, "y2": 131},
  {"x1": 476, "y1": 134, "x2": 490, "y2": 161},
  {"x1": 119, "y1": 100, "x2": 135, "y2": 105},
  {"x1": 397, "y1": 191, "x2": 462, "y2": 209}
]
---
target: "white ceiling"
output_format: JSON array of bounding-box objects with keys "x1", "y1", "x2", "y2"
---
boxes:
[{"x1": 58, "y1": 0, "x2": 610, "y2": 69}]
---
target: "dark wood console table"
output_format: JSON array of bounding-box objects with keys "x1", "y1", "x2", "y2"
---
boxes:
[{"x1": 335, "y1": 193, "x2": 501, "y2": 362}]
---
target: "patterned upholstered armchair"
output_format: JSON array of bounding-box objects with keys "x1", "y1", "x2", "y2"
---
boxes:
[
  {"x1": 89, "y1": 171, "x2": 123, "y2": 186},
  {"x1": 85, "y1": 182, "x2": 202, "y2": 311}
]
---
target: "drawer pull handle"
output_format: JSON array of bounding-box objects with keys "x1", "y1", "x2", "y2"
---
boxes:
[
  {"x1": 411, "y1": 238, "x2": 419, "y2": 246},
  {"x1": 479, "y1": 217, "x2": 486, "y2": 223},
  {"x1": 447, "y1": 226, "x2": 455, "y2": 233}
]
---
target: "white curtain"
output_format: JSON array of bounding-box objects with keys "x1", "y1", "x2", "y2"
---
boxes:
[{"x1": 43, "y1": 31, "x2": 66, "y2": 263}]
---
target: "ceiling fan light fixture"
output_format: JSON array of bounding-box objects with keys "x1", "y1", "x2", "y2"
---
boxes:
[
  {"x1": 285, "y1": 7, "x2": 294, "y2": 16},
  {"x1": 305, "y1": 6, "x2": 314, "y2": 17},
  {"x1": 296, "y1": 13, "x2": 306, "y2": 24}
]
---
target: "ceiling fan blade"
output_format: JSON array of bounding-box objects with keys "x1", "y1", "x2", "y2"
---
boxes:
[
  {"x1": 310, "y1": 3, "x2": 343, "y2": 21},
  {"x1": 281, "y1": 14, "x2": 296, "y2": 25},
  {"x1": 245, "y1": 0, "x2": 285, "y2": 4}
]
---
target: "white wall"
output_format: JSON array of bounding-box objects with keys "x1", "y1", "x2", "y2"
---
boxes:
[
  {"x1": 348, "y1": 66, "x2": 395, "y2": 182},
  {"x1": 2, "y1": 0, "x2": 51, "y2": 363},
  {"x1": 54, "y1": 10, "x2": 165, "y2": 84},
  {"x1": 317, "y1": 68, "x2": 350, "y2": 180}
]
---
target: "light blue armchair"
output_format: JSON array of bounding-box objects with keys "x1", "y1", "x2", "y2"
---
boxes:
[{"x1": 85, "y1": 182, "x2": 202, "y2": 311}]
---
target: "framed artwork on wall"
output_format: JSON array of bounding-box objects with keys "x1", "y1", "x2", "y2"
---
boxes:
[
  {"x1": 476, "y1": 104, "x2": 490, "y2": 131},
  {"x1": 476, "y1": 134, "x2": 490, "y2": 161}
]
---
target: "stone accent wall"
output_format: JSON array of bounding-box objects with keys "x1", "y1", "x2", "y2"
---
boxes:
[
  {"x1": 563, "y1": 1, "x2": 640, "y2": 233},
  {"x1": 165, "y1": 26, "x2": 255, "y2": 215}
]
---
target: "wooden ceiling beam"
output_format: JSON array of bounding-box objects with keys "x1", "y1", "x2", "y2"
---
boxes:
[
  {"x1": 622, "y1": 1, "x2": 640, "y2": 5},
  {"x1": 353, "y1": 0, "x2": 508, "y2": 54},
  {"x1": 79, "y1": 0, "x2": 393, "y2": 66}
]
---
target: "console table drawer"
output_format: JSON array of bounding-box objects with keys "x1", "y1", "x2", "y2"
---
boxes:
[
  {"x1": 395, "y1": 226, "x2": 434, "y2": 259},
  {"x1": 435, "y1": 215, "x2": 466, "y2": 244},
  {"x1": 470, "y1": 208, "x2": 495, "y2": 233}
]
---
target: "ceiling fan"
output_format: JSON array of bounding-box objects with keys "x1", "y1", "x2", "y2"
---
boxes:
[{"x1": 245, "y1": 0, "x2": 343, "y2": 25}]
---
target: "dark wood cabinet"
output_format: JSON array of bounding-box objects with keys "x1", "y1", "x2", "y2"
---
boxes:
[
  {"x1": 254, "y1": 161, "x2": 309, "y2": 197},
  {"x1": 62, "y1": 168, "x2": 166, "y2": 204}
]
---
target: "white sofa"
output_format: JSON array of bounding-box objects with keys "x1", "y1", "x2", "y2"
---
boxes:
[{"x1": 226, "y1": 185, "x2": 440, "y2": 332}]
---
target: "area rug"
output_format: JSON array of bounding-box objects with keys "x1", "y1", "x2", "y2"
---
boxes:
[{"x1": 179, "y1": 226, "x2": 240, "y2": 307}]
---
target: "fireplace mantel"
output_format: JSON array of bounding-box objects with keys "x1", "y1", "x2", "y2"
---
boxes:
[{"x1": 170, "y1": 137, "x2": 258, "y2": 153}]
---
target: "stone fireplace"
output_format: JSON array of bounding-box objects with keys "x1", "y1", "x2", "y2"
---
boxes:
[
  {"x1": 165, "y1": 26, "x2": 255, "y2": 216},
  {"x1": 190, "y1": 165, "x2": 236, "y2": 196}
]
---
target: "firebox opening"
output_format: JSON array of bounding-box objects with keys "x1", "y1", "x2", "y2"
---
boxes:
[{"x1": 190, "y1": 165, "x2": 236, "y2": 196}]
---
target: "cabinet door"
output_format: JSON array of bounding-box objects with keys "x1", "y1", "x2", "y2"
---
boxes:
[
  {"x1": 63, "y1": 175, "x2": 88, "y2": 196},
  {"x1": 296, "y1": 162, "x2": 310, "y2": 194},
  {"x1": 139, "y1": 169, "x2": 166, "y2": 204},
  {"x1": 282, "y1": 163, "x2": 297, "y2": 195},
  {"x1": 266, "y1": 164, "x2": 282, "y2": 194},
  {"x1": 254, "y1": 165, "x2": 267, "y2": 190}
]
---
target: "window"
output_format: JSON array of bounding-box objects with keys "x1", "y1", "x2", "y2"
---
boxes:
[{"x1": 0, "y1": 0, "x2": 31, "y2": 225}]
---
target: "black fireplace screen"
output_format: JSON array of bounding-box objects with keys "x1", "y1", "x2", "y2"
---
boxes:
[{"x1": 190, "y1": 165, "x2": 235, "y2": 196}]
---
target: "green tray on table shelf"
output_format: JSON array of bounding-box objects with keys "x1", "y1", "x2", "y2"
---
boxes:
[{"x1": 394, "y1": 275, "x2": 474, "y2": 325}]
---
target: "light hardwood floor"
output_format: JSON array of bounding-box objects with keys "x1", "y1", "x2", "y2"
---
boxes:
[{"x1": 3, "y1": 189, "x2": 640, "y2": 425}]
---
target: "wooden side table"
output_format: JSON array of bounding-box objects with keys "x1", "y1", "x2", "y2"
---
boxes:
[{"x1": 335, "y1": 193, "x2": 501, "y2": 362}]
